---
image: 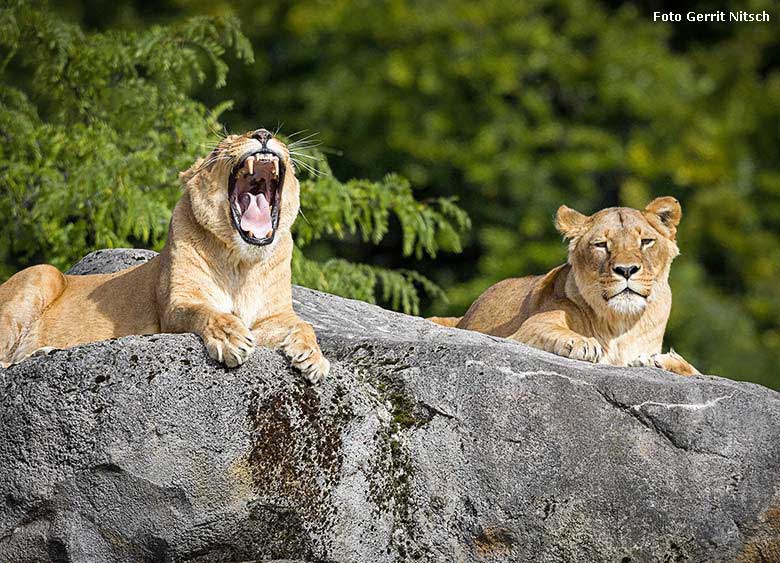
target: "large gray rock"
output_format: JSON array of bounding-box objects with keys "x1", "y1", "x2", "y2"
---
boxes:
[{"x1": 1, "y1": 249, "x2": 779, "y2": 563}]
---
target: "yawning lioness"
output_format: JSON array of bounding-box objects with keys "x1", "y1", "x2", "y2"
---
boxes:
[{"x1": 0, "y1": 128, "x2": 330, "y2": 383}]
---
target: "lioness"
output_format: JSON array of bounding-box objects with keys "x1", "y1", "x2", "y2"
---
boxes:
[
  {"x1": 0, "y1": 128, "x2": 330, "y2": 382},
  {"x1": 430, "y1": 197, "x2": 699, "y2": 376}
]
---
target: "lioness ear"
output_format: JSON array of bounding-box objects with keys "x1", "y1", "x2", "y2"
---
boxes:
[
  {"x1": 179, "y1": 158, "x2": 205, "y2": 185},
  {"x1": 644, "y1": 196, "x2": 682, "y2": 239},
  {"x1": 555, "y1": 205, "x2": 589, "y2": 239}
]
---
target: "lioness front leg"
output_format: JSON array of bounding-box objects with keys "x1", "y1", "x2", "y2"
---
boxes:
[
  {"x1": 512, "y1": 312, "x2": 603, "y2": 364},
  {"x1": 164, "y1": 304, "x2": 255, "y2": 368},
  {"x1": 253, "y1": 312, "x2": 330, "y2": 383},
  {"x1": 630, "y1": 349, "x2": 700, "y2": 376}
]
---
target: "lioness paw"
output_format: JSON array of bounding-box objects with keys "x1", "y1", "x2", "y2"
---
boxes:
[
  {"x1": 203, "y1": 313, "x2": 255, "y2": 368},
  {"x1": 629, "y1": 353, "x2": 653, "y2": 368},
  {"x1": 295, "y1": 351, "x2": 330, "y2": 384},
  {"x1": 631, "y1": 350, "x2": 700, "y2": 377},
  {"x1": 555, "y1": 336, "x2": 603, "y2": 363},
  {"x1": 282, "y1": 323, "x2": 330, "y2": 384},
  {"x1": 31, "y1": 346, "x2": 58, "y2": 358}
]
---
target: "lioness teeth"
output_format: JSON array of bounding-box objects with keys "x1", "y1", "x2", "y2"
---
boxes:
[
  {"x1": 245, "y1": 229, "x2": 273, "y2": 239},
  {"x1": 242, "y1": 153, "x2": 282, "y2": 178}
]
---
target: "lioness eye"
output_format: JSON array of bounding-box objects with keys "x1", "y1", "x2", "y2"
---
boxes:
[
  {"x1": 593, "y1": 241, "x2": 607, "y2": 249},
  {"x1": 641, "y1": 238, "x2": 656, "y2": 248}
]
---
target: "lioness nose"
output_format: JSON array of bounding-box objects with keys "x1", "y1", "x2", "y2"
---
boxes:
[
  {"x1": 252, "y1": 128, "x2": 272, "y2": 146},
  {"x1": 613, "y1": 264, "x2": 641, "y2": 279}
]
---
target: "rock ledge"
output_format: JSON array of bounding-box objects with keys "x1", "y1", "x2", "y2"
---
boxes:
[{"x1": 1, "y1": 249, "x2": 779, "y2": 562}]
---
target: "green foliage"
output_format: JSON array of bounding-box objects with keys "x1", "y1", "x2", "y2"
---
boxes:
[
  {"x1": 0, "y1": 0, "x2": 251, "y2": 274},
  {"x1": 293, "y1": 156, "x2": 468, "y2": 314},
  {"x1": 0, "y1": 1, "x2": 469, "y2": 313}
]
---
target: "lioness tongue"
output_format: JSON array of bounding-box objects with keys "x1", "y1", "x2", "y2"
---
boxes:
[{"x1": 239, "y1": 192, "x2": 272, "y2": 238}]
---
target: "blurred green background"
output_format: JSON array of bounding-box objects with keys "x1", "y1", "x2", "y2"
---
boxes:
[{"x1": 2, "y1": 0, "x2": 779, "y2": 389}]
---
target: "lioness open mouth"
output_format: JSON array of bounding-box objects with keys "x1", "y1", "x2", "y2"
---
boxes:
[{"x1": 228, "y1": 149, "x2": 285, "y2": 245}]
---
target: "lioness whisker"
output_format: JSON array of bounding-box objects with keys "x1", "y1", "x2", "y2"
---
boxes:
[
  {"x1": 290, "y1": 160, "x2": 322, "y2": 174},
  {"x1": 196, "y1": 154, "x2": 233, "y2": 172},
  {"x1": 288, "y1": 140, "x2": 321, "y2": 148},
  {"x1": 207, "y1": 122, "x2": 229, "y2": 140},
  {"x1": 290, "y1": 154, "x2": 316, "y2": 166},
  {"x1": 289, "y1": 151, "x2": 322, "y2": 161},
  {"x1": 200, "y1": 154, "x2": 231, "y2": 166},
  {"x1": 292, "y1": 158, "x2": 325, "y2": 178},
  {"x1": 288, "y1": 134, "x2": 320, "y2": 142},
  {"x1": 286, "y1": 129, "x2": 312, "y2": 140},
  {"x1": 288, "y1": 143, "x2": 322, "y2": 152},
  {"x1": 290, "y1": 156, "x2": 316, "y2": 173},
  {"x1": 287, "y1": 132, "x2": 320, "y2": 145}
]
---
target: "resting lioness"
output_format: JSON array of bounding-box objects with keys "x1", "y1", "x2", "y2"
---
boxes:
[
  {"x1": 430, "y1": 197, "x2": 699, "y2": 376},
  {"x1": 0, "y1": 128, "x2": 330, "y2": 382}
]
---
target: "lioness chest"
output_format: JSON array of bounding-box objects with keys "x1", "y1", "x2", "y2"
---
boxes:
[
  {"x1": 205, "y1": 260, "x2": 293, "y2": 329},
  {"x1": 600, "y1": 335, "x2": 658, "y2": 366},
  {"x1": 595, "y1": 314, "x2": 666, "y2": 366}
]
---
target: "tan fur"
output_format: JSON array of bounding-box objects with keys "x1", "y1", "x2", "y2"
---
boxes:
[
  {"x1": 426, "y1": 316, "x2": 461, "y2": 328},
  {"x1": 434, "y1": 197, "x2": 699, "y2": 376},
  {"x1": 0, "y1": 130, "x2": 330, "y2": 382}
]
